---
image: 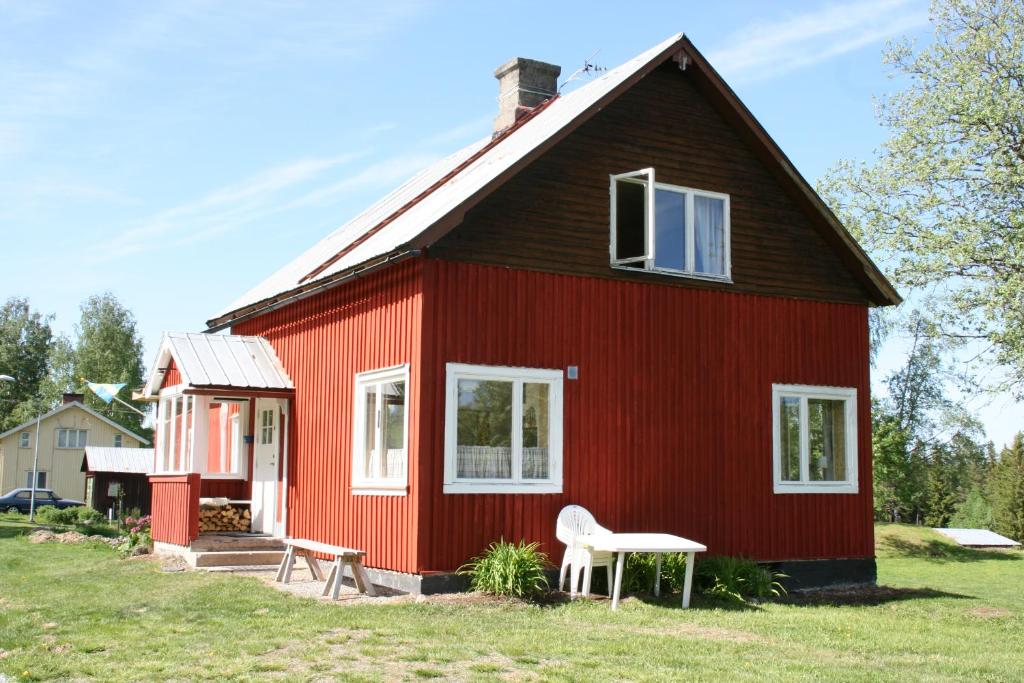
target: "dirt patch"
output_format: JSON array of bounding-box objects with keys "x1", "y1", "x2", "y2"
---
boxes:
[
  {"x1": 968, "y1": 607, "x2": 1012, "y2": 618},
  {"x1": 27, "y1": 530, "x2": 55, "y2": 543}
]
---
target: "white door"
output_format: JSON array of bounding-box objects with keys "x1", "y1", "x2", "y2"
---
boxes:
[{"x1": 251, "y1": 398, "x2": 280, "y2": 535}]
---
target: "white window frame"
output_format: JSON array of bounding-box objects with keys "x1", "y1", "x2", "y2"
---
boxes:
[
  {"x1": 55, "y1": 428, "x2": 87, "y2": 449},
  {"x1": 19, "y1": 432, "x2": 29, "y2": 448},
  {"x1": 25, "y1": 471, "x2": 47, "y2": 488},
  {"x1": 772, "y1": 384, "x2": 858, "y2": 494},
  {"x1": 610, "y1": 170, "x2": 732, "y2": 282},
  {"x1": 352, "y1": 364, "x2": 410, "y2": 495},
  {"x1": 113, "y1": 434, "x2": 123, "y2": 448},
  {"x1": 443, "y1": 363, "x2": 563, "y2": 494}
]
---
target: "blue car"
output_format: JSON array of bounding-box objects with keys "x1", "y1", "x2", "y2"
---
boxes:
[{"x1": 0, "y1": 488, "x2": 85, "y2": 513}]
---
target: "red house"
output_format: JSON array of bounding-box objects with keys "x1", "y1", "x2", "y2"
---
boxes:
[{"x1": 143, "y1": 34, "x2": 900, "y2": 591}]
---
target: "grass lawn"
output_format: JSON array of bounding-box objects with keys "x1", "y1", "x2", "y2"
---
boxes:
[{"x1": 0, "y1": 522, "x2": 1021, "y2": 681}]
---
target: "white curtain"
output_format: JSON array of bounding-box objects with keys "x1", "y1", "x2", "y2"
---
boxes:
[
  {"x1": 694, "y1": 196, "x2": 725, "y2": 275},
  {"x1": 457, "y1": 446, "x2": 512, "y2": 479}
]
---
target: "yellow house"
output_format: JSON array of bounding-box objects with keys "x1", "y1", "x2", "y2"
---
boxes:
[{"x1": 0, "y1": 394, "x2": 150, "y2": 502}]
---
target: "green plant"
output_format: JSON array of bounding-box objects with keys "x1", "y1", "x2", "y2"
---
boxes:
[
  {"x1": 621, "y1": 552, "x2": 691, "y2": 594},
  {"x1": 73, "y1": 506, "x2": 105, "y2": 526},
  {"x1": 695, "y1": 556, "x2": 786, "y2": 603},
  {"x1": 458, "y1": 539, "x2": 550, "y2": 598},
  {"x1": 35, "y1": 505, "x2": 79, "y2": 526}
]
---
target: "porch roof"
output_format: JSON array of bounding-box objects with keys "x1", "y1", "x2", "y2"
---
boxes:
[
  {"x1": 82, "y1": 447, "x2": 154, "y2": 474},
  {"x1": 144, "y1": 332, "x2": 294, "y2": 397}
]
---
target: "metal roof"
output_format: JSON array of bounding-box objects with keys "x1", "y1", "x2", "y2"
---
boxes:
[
  {"x1": 207, "y1": 32, "x2": 899, "y2": 328},
  {"x1": 83, "y1": 447, "x2": 154, "y2": 474},
  {"x1": 209, "y1": 34, "x2": 685, "y2": 324},
  {"x1": 144, "y1": 332, "x2": 294, "y2": 395},
  {"x1": 934, "y1": 528, "x2": 1021, "y2": 548}
]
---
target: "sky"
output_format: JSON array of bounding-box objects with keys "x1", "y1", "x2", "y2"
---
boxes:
[{"x1": 1, "y1": 0, "x2": 1021, "y2": 446}]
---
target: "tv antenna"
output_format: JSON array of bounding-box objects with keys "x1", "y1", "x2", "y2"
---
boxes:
[{"x1": 559, "y1": 50, "x2": 607, "y2": 92}]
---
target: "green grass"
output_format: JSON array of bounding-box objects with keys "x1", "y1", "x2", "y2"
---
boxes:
[{"x1": 0, "y1": 522, "x2": 1021, "y2": 681}]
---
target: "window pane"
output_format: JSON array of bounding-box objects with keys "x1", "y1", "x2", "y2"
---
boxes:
[
  {"x1": 362, "y1": 385, "x2": 378, "y2": 479},
  {"x1": 614, "y1": 179, "x2": 647, "y2": 263},
  {"x1": 57, "y1": 430, "x2": 66, "y2": 449},
  {"x1": 381, "y1": 381, "x2": 406, "y2": 479},
  {"x1": 809, "y1": 399, "x2": 846, "y2": 481},
  {"x1": 654, "y1": 188, "x2": 686, "y2": 271},
  {"x1": 456, "y1": 379, "x2": 512, "y2": 479},
  {"x1": 76, "y1": 430, "x2": 87, "y2": 448},
  {"x1": 522, "y1": 383, "x2": 550, "y2": 479},
  {"x1": 779, "y1": 397, "x2": 801, "y2": 481},
  {"x1": 38, "y1": 472, "x2": 46, "y2": 488},
  {"x1": 694, "y1": 195, "x2": 725, "y2": 275}
]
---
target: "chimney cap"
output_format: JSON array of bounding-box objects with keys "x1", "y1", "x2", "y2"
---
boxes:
[{"x1": 494, "y1": 57, "x2": 561, "y2": 82}]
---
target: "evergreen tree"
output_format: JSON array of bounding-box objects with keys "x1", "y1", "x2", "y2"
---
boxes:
[
  {"x1": 990, "y1": 433, "x2": 1024, "y2": 542},
  {"x1": 0, "y1": 298, "x2": 54, "y2": 431}
]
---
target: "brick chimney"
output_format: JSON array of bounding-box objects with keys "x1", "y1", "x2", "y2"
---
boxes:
[
  {"x1": 63, "y1": 392, "x2": 84, "y2": 405},
  {"x1": 493, "y1": 57, "x2": 561, "y2": 134}
]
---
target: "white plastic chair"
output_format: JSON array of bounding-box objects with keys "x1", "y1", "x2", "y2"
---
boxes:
[{"x1": 556, "y1": 505, "x2": 615, "y2": 598}]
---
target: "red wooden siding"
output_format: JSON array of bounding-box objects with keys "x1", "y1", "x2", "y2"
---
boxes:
[
  {"x1": 150, "y1": 474, "x2": 200, "y2": 546},
  {"x1": 234, "y1": 260, "x2": 423, "y2": 573},
  {"x1": 162, "y1": 359, "x2": 182, "y2": 389},
  {"x1": 417, "y1": 259, "x2": 874, "y2": 572}
]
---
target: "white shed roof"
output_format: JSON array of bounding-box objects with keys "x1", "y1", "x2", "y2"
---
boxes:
[
  {"x1": 934, "y1": 528, "x2": 1021, "y2": 548},
  {"x1": 83, "y1": 447, "x2": 154, "y2": 474},
  {"x1": 144, "y1": 332, "x2": 294, "y2": 396}
]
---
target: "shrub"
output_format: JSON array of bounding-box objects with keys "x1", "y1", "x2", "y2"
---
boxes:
[
  {"x1": 695, "y1": 556, "x2": 786, "y2": 603},
  {"x1": 119, "y1": 515, "x2": 153, "y2": 555},
  {"x1": 74, "y1": 507, "x2": 105, "y2": 526},
  {"x1": 621, "y1": 552, "x2": 692, "y2": 594},
  {"x1": 35, "y1": 505, "x2": 79, "y2": 526},
  {"x1": 458, "y1": 539, "x2": 550, "y2": 598}
]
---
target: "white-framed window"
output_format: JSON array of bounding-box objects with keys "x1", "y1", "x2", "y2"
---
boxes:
[
  {"x1": 610, "y1": 168, "x2": 731, "y2": 281},
  {"x1": 155, "y1": 393, "x2": 196, "y2": 475},
  {"x1": 772, "y1": 384, "x2": 858, "y2": 494},
  {"x1": 25, "y1": 471, "x2": 47, "y2": 488},
  {"x1": 113, "y1": 434, "x2": 123, "y2": 448},
  {"x1": 207, "y1": 398, "x2": 247, "y2": 477},
  {"x1": 19, "y1": 432, "x2": 30, "y2": 448},
  {"x1": 55, "y1": 428, "x2": 87, "y2": 449},
  {"x1": 444, "y1": 363, "x2": 563, "y2": 494},
  {"x1": 352, "y1": 365, "x2": 409, "y2": 494}
]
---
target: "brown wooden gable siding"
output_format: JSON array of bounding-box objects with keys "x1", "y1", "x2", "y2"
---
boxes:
[{"x1": 430, "y1": 62, "x2": 873, "y2": 305}]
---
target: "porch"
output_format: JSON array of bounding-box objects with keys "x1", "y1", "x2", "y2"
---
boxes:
[{"x1": 144, "y1": 332, "x2": 295, "y2": 559}]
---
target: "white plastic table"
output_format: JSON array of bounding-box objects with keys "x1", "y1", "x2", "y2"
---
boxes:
[{"x1": 578, "y1": 533, "x2": 707, "y2": 610}]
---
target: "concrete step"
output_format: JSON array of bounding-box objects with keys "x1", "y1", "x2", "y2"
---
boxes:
[
  {"x1": 190, "y1": 534, "x2": 285, "y2": 553},
  {"x1": 192, "y1": 550, "x2": 285, "y2": 567}
]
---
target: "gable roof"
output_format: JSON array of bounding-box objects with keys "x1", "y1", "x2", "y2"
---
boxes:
[
  {"x1": 83, "y1": 447, "x2": 154, "y2": 474},
  {"x1": 0, "y1": 402, "x2": 150, "y2": 445},
  {"x1": 143, "y1": 332, "x2": 294, "y2": 397},
  {"x1": 207, "y1": 33, "x2": 899, "y2": 330}
]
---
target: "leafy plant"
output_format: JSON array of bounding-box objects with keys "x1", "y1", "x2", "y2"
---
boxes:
[
  {"x1": 620, "y1": 552, "x2": 692, "y2": 594},
  {"x1": 119, "y1": 515, "x2": 153, "y2": 555},
  {"x1": 35, "y1": 505, "x2": 79, "y2": 526},
  {"x1": 458, "y1": 539, "x2": 550, "y2": 598},
  {"x1": 695, "y1": 556, "x2": 786, "y2": 603},
  {"x1": 73, "y1": 506, "x2": 105, "y2": 526}
]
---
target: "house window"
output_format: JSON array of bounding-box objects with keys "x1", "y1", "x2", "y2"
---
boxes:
[
  {"x1": 155, "y1": 394, "x2": 196, "y2": 474},
  {"x1": 772, "y1": 384, "x2": 858, "y2": 494},
  {"x1": 19, "y1": 432, "x2": 29, "y2": 448},
  {"x1": 207, "y1": 399, "x2": 246, "y2": 476},
  {"x1": 55, "y1": 429, "x2": 87, "y2": 449},
  {"x1": 352, "y1": 365, "x2": 409, "y2": 493},
  {"x1": 260, "y1": 409, "x2": 274, "y2": 445},
  {"x1": 25, "y1": 471, "x2": 47, "y2": 488},
  {"x1": 113, "y1": 434, "x2": 122, "y2": 448},
  {"x1": 444, "y1": 363, "x2": 563, "y2": 494},
  {"x1": 610, "y1": 168, "x2": 730, "y2": 280}
]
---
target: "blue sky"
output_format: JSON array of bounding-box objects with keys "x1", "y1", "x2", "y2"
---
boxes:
[{"x1": 2, "y1": 0, "x2": 1020, "y2": 446}]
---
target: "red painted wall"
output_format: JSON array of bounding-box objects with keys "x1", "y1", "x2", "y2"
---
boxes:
[
  {"x1": 416, "y1": 259, "x2": 874, "y2": 571},
  {"x1": 234, "y1": 260, "x2": 423, "y2": 573},
  {"x1": 163, "y1": 360, "x2": 182, "y2": 388},
  {"x1": 150, "y1": 474, "x2": 200, "y2": 545}
]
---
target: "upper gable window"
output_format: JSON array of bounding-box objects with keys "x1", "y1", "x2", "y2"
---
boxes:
[{"x1": 610, "y1": 168, "x2": 731, "y2": 280}]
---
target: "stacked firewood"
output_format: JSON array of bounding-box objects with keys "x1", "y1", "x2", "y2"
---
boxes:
[{"x1": 199, "y1": 503, "x2": 251, "y2": 532}]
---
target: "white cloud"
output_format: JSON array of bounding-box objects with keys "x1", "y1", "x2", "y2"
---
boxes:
[{"x1": 708, "y1": 0, "x2": 928, "y2": 82}]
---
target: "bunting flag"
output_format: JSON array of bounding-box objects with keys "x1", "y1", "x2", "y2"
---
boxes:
[{"x1": 85, "y1": 381, "x2": 126, "y2": 404}]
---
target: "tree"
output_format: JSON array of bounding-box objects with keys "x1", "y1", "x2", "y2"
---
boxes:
[
  {"x1": 820, "y1": 0, "x2": 1024, "y2": 394},
  {"x1": 950, "y1": 485, "x2": 993, "y2": 528},
  {"x1": 0, "y1": 297, "x2": 54, "y2": 431},
  {"x1": 73, "y1": 293, "x2": 147, "y2": 435},
  {"x1": 990, "y1": 433, "x2": 1024, "y2": 541}
]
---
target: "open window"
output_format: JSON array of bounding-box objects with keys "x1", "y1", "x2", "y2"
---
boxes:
[{"x1": 610, "y1": 168, "x2": 730, "y2": 280}]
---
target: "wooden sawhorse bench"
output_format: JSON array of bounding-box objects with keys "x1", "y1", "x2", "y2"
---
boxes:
[{"x1": 275, "y1": 538, "x2": 377, "y2": 599}]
